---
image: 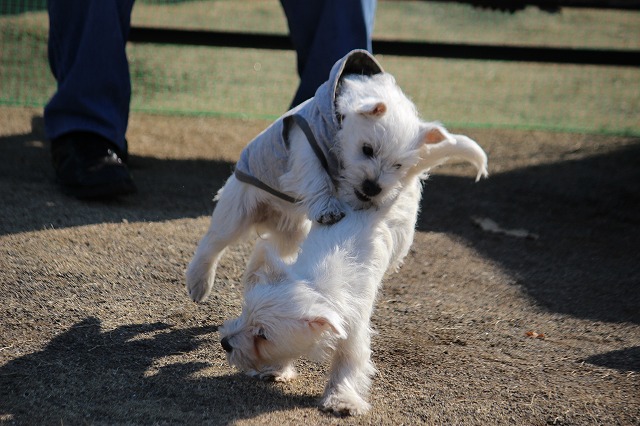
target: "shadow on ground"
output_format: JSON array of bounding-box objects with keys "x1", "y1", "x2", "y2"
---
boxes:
[
  {"x1": 417, "y1": 141, "x2": 640, "y2": 325},
  {"x1": 2, "y1": 118, "x2": 639, "y2": 325},
  {"x1": 584, "y1": 346, "x2": 640, "y2": 372},
  {"x1": 0, "y1": 116, "x2": 235, "y2": 235},
  {"x1": 2, "y1": 115, "x2": 640, "y2": 422},
  {"x1": 0, "y1": 318, "x2": 317, "y2": 424}
]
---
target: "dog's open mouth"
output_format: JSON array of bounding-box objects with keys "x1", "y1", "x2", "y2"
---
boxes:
[{"x1": 354, "y1": 189, "x2": 371, "y2": 202}]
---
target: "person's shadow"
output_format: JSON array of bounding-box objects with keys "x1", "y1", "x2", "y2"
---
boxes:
[
  {"x1": 0, "y1": 318, "x2": 318, "y2": 423},
  {"x1": 0, "y1": 116, "x2": 235, "y2": 235}
]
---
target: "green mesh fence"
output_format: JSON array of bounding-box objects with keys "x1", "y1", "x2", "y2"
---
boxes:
[{"x1": 1, "y1": 0, "x2": 639, "y2": 135}]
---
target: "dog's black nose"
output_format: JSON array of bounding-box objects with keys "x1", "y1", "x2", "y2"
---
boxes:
[
  {"x1": 221, "y1": 336, "x2": 233, "y2": 353},
  {"x1": 361, "y1": 179, "x2": 382, "y2": 197}
]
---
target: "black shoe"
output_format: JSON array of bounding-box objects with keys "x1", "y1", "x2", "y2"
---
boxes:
[{"x1": 51, "y1": 132, "x2": 137, "y2": 199}]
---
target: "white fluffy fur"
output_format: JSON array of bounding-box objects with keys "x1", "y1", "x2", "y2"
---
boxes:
[
  {"x1": 217, "y1": 73, "x2": 488, "y2": 415},
  {"x1": 186, "y1": 72, "x2": 485, "y2": 303},
  {"x1": 189, "y1": 69, "x2": 487, "y2": 414},
  {"x1": 219, "y1": 153, "x2": 487, "y2": 415}
]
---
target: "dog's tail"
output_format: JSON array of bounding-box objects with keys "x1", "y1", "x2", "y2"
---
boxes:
[{"x1": 417, "y1": 134, "x2": 488, "y2": 182}]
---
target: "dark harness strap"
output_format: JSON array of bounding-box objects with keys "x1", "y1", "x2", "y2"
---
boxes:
[
  {"x1": 291, "y1": 114, "x2": 330, "y2": 175},
  {"x1": 234, "y1": 114, "x2": 332, "y2": 204},
  {"x1": 235, "y1": 169, "x2": 299, "y2": 203}
]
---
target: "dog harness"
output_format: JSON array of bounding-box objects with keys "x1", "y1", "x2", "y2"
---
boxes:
[{"x1": 234, "y1": 49, "x2": 384, "y2": 203}]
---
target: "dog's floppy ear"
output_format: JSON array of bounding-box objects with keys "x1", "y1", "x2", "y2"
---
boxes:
[
  {"x1": 421, "y1": 122, "x2": 456, "y2": 145},
  {"x1": 413, "y1": 124, "x2": 489, "y2": 181},
  {"x1": 306, "y1": 308, "x2": 347, "y2": 339},
  {"x1": 356, "y1": 99, "x2": 387, "y2": 117}
]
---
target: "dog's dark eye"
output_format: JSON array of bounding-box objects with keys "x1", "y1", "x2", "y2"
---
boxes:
[
  {"x1": 256, "y1": 328, "x2": 267, "y2": 340},
  {"x1": 393, "y1": 164, "x2": 402, "y2": 170},
  {"x1": 362, "y1": 144, "x2": 374, "y2": 158}
]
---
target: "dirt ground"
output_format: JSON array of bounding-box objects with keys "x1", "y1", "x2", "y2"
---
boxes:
[{"x1": 1, "y1": 106, "x2": 638, "y2": 425}]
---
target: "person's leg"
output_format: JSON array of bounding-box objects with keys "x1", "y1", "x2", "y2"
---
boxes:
[
  {"x1": 45, "y1": 0, "x2": 134, "y2": 150},
  {"x1": 281, "y1": 0, "x2": 377, "y2": 108},
  {"x1": 45, "y1": 0, "x2": 136, "y2": 198}
]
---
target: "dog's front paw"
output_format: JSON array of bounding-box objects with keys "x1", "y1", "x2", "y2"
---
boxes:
[
  {"x1": 320, "y1": 391, "x2": 371, "y2": 416},
  {"x1": 313, "y1": 197, "x2": 346, "y2": 225},
  {"x1": 185, "y1": 263, "x2": 214, "y2": 303},
  {"x1": 248, "y1": 364, "x2": 297, "y2": 382},
  {"x1": 318, "y1": 210, "x2": 345, "y2": 225}
]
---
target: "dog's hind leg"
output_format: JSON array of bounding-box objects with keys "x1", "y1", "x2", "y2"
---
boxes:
[
  {"x1": 241, "y1": 207, "x2": 310, "y2": 292},
  {"x1": 241, "y1": 239, "x2": 290, "y2": 292},
  {"x1": 186, "y1": 176, "x2": 258, "y2": 302}
]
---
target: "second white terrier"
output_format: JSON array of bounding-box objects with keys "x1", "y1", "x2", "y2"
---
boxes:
[{"x1": 219, "y1": 132, "x2": 488, "y2": 415}]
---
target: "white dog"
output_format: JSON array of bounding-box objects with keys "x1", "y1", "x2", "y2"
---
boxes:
[
  {"x1": 186, "y1": 50, "x2": 383, "y2": 302},
  {"x1": 218, "y1": 120, "x2": 488, "y2": 414},
  {"x1": 186, "y1": 49, "x2": 487, "y2": 304}
]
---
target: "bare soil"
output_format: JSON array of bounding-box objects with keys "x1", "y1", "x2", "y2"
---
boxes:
[{"x1": 1, "y1": 107, "x2": 639, "y2": 425}]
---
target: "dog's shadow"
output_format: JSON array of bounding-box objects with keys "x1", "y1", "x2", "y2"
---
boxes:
[{"x1": 0, "y1": 317, "x2": 319, "y2": 424}]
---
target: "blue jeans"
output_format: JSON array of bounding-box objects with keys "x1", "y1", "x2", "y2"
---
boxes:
[
  {"x1": 44, "y1": 0, "x2": 376, "y2": 149},
  {"x1": 280, "y1": 0, "x2": 377, "y2": 107},
  {"x1": 45, "y1": 0, "x2": 134, "y2": 152}
]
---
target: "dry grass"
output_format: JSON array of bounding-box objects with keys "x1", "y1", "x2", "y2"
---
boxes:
[{"x1": 1, "y1": 1, "x2": 639, "y2": 134}]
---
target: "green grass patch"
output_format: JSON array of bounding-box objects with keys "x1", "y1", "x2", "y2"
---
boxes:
[{"x1": 1, "y1": 0, "x2": 639, "y2": 135}]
